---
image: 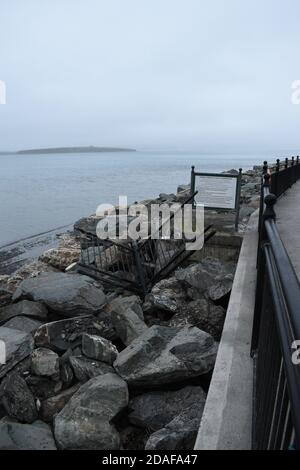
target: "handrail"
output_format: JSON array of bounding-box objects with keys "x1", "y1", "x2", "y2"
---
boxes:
[{"x1": 252, "y1": 157, "x2": 300, "y2": 450}]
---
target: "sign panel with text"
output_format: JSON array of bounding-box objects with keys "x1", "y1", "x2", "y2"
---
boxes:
[{"x1": 190, "y1": 168, "x2": 242, "y2": 231}]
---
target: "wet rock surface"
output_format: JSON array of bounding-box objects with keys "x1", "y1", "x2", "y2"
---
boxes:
[{"x1": 12, "y1": 272, "x2": 106, "y2": 317}]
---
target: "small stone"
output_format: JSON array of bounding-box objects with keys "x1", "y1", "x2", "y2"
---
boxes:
[
  {"x1": 31, "y1": 348, "x2": 59, "y2": 377},
  {"x1": 82, "y1": 334, "x2": 118, "y2": 365}
]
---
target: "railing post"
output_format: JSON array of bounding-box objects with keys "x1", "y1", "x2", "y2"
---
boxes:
[
  {"x1": 190, "y1": 165, "x2": 196, "y2": 208},
  {"x1": 252, "y1": 191, "x2": 277, "y2": 354},
  {"x1": 273, "y1": 159, "x2": 280, "y2": 196},
  {"x1": 285, "y1": 157, "x2": 289, "y2": 169}
]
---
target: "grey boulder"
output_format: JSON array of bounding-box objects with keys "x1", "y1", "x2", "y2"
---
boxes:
[
  {"x1": 0, "y1": 300, "x2": 48, "y2": 325},
  {"x1": 2, "y1": 316, "x2": 43, "y2": 334},
  {"x1": 0, "y1": 419, "x2": 57, "y2": 450},
  {"x1": 82, "y1": 334, "x2": 118, "y2": 364},
  {"x1": 143, "y1": 277, "x2": 186, "y2": 314},
  {"x1": 54, "y1": 373, "x2": 129, "y2": 449},
  {"x1": 175, "y1": 257, "x2": 235, "y2": 299},
  {"x1": 108, "y1": 295, "x2": 144, "y2": 320},
  {"x1": 0, "y1": 327, "x2": 34, "y2": 378},
  {"x1": 111, "y1": 307, "x2": 147, "y2": 345},
  {"x1": 12, "y1": 272, "x2": 106, "y2": 317},
  {"x1": 31, "y1": 348, "x2": 59, "y2": 377},
  {"x1": 169, "y1": 299, "x2": 226, "y2": 341},
  {"x1": 0, "y1": 373, "x2": 37, "y2": 423},
  {"x1": 129, "y1": 386, "x2": 206, "y2": 431},
  {"x1": 145, "y1": 402, "x2": 205, "y2": 450},
  {"x1": 69, "y1": 356, "x2": 114, "y2": 382},
  {"x1": 114, "y1": 325, "x2": 217, "y2": 387}
]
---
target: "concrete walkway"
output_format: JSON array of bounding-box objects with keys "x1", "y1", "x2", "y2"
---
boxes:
[{"x1": 275, "y1": 180, "x2": 300, "y2": 279}]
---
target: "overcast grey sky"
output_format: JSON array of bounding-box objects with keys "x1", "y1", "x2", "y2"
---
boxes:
[{"x1": 0, "y1": 0, "x2": 300, "y2": 152}]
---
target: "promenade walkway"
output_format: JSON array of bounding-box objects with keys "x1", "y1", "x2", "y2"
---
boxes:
[{"x1": 276, "y1": 180, "x2": 300, "y2": 279}]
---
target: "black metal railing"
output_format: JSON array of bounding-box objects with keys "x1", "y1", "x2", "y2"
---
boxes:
[
  {"x1": 77, "y1": 192, "x2": 216, "y2": 296},
  {"x1": 251, "y1": 158, "x2": 300, "y2": 450}
]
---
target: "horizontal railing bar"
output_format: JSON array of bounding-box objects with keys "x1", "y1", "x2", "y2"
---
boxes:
[
  {"x1": 264, "y1": 245, "x2": 300, "y2": 449},
  {"x1": 265, "y1": 219, "x2": 300, "y2": 342}
]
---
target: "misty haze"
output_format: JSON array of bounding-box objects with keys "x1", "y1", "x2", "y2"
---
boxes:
[{"x1": 0, "y1": 0, "x2": 300, "y2": 456}]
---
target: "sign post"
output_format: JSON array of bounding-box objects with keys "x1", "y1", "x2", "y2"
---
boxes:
[{"x1": 191, "y1": 167, "x2": 242, "y2": 231}]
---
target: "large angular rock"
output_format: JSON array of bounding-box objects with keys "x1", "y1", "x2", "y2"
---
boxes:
[
  {"x1": 31, "y1": 348, "x2": 59, "y2": 377},
  {"x1": 108, "y1": 295, "x2": 144, "y2": 320},
  {"x1": 175, "y1": 257, "x2": 235, "y2": 298},
  {"x1": 82, "y1": 334, "x2": 118, "y2": 364},
  {"x1": 40, "y1": 384, "x2": 81, "y2": 422},
  {"x1": 0, "y1": 327, "x2": 34, "y2": 378},
  {"x1": 34, "y1": 315, "x2": 115, "y2": 352},
  {"x1": 208, "y1": 275, "x2": 234, "y2": 303},
  {"x1": 2, "y1": 316, "x2": 43, "y2": 334},
  {"x1": 145, "y1": 402, "x2": 204, "y2": 450},
  {"x1": 0, "y1": 300, "x2": 48, "y2": 325},
  {"x1": 54, "y1": 373, "x2": 129, "y2": 449},
  {"x1": 114, "y1": 325, "x2": 217, "y2": 387},
  {"x1": 0, "y1": 373, "x2": 37, "y2": 423},
  {"x1": 0, "y1": 419, "x2": 57, "y2": 450},
  {"x1": 129, "y1": 386, "x2": 206, "y2": 431},
  {"x1": 69, "y1": 356, "x2": 114, "y2": 382},
  {"x1": 12, "y1": 272, "x2": 106, "y2": 317},
  {"x1": 111, "y1": 307, "x2": 147, "y2": 345},
  {"x1": 143, "y1": 277, "x2": 186, "y2": 314},
  {"x1": 169, "y1": 299, "x2": 226, "y2": 341}
]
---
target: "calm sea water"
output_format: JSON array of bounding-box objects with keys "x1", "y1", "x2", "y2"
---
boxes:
[{"x1": 0, "y1": 151, "x2": 270, "y2": 246}]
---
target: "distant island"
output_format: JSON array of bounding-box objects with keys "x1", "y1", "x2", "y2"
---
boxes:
[{"x1": 17, "y1": 146, "x2": 136, "y2": 155}]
